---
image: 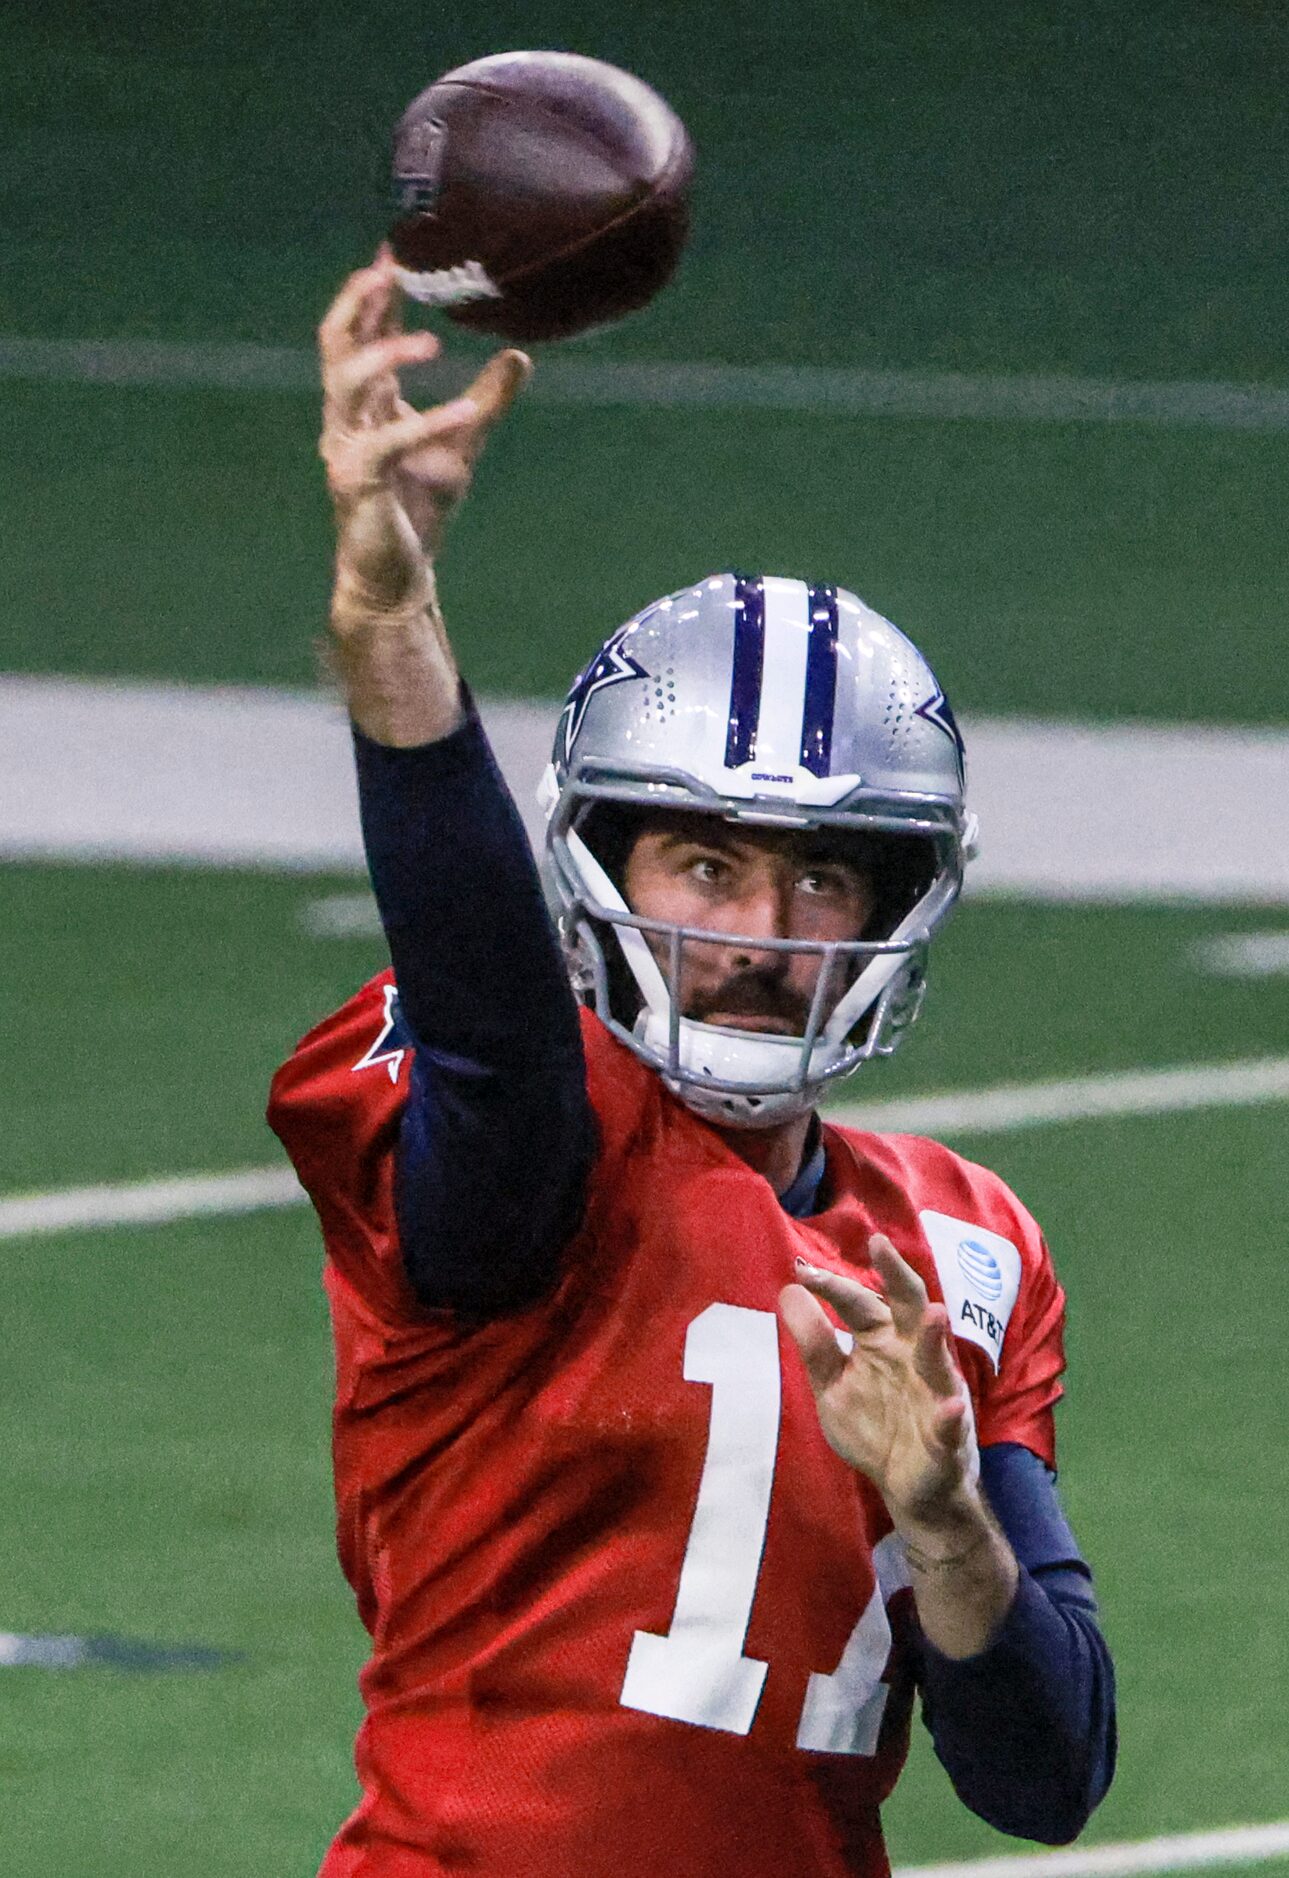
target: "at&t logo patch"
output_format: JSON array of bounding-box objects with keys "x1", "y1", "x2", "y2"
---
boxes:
[
  {"x1": 919, "y1": 1211, "x2": 1023, "y2": 1372},
  {"x1": 957, "y1": 1238, "x2": 1003, "y2": 1299}
]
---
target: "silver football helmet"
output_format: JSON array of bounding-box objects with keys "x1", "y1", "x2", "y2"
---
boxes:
[{"x1": 539, "y1": 573, "x2": 975, "y2": 1127}]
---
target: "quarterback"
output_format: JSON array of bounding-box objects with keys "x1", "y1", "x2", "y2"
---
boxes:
[{"x1": 269, "y1": 254, "x2": 1116, "y2": 1876}]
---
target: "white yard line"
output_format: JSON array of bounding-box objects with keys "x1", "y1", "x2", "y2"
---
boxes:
[
  {"x1": 6, "y1": 333, "x2": 1289, "y2": 430},
  {"x1": 4, "y1": 677, "x2": 1289, "y2": 902},
  {"x1": 827, "y1": 1055, "x2": 1289, "y2": 1135},
  {"x1": 895, "y1": 1821, "x2": 1289, "y2": 1878},
  {"x1": 4, "y1": 1056, "x2": 1288, "y2": 1241},
  {"x1": 0, "y1": 1167, "x2": 303, "y2": 1240},
  {"x1": 1190, "y1": 931, "x2": 1289, "y2": 977}
]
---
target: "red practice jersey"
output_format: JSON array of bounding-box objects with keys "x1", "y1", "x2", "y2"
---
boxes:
[{"x1": 268, "y1": 973, "x2": 1066, "y2": 1878}]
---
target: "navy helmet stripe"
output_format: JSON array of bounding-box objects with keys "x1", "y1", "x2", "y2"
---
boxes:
[
  {"x1": 724, "y1": 573, "x2": 766, "y2": 768},
  {"x1": 799, "y1": 583, "x2": 840, "y2": 777}
]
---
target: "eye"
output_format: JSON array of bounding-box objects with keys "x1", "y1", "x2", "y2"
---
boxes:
[
  {"x1": 797, "y1": 867, "x2": 848, "y2": 897},
  {"x1": 689, "y1": 854, "x2": 728, "y2": 885}
]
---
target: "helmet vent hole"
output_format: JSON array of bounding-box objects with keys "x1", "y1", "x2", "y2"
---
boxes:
[{"x1": 882, "y1": 659, "x2": 920, "y2": 749}]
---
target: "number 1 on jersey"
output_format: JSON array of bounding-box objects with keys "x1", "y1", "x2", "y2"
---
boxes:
[
  {"x1": 619, "y1": 1303, "x2": 780, "y2": 1734},
  {"x1": 620, "y1": 1303, "x2": 906, "y2": 1750}
]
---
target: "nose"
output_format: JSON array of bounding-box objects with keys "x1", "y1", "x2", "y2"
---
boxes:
[{"x1": 725, "y1": 878, "x2": 791, "y2": 973}]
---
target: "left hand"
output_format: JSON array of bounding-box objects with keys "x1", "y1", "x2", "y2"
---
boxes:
[{"x1": 779, "y1": 1234, "x2": 979, "y2": 1531}]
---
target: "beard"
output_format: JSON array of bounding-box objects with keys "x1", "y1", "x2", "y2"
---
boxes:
[{"x1": 684, "y1": 966, "x2": 814, "y2": 1035}]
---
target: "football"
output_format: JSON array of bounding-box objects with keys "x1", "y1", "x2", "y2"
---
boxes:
[{"x1": 387, "y1": 51, "x2": 694, "y2": 343}]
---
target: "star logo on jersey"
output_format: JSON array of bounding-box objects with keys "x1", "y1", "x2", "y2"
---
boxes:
[
  {"x1": 914, "y1": 684, "x2": 966, "y2": 784},
  {"x1": 352, "y1": 982, "x2": 412, "y2": 1085},
  {"x1": 558, "y1": 628, "x2": 650, "y2": 764}
]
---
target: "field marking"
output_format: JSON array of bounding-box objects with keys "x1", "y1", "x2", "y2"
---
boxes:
[
  {"x1": 6, "y1": 333, "x2": 1289, "y2": 430},
  {"x1": 299, "y1": 891, "x2": 384, "y2": 938},
  {"x1": 1190, "y1": 931, "x2": 1289, "y2": 977},
  {"x1": 896, "y1": 1821, "x2": 1289, "y2": 1878},
  {"x1": 4, "y1": 1056, "x2": 1288, "y2": 1241},
  {"x1": 0, "y1": 1167, "x2": 303, "y2": 1240},
  {"x1": 828, "y1": 1055, "x2": 1289, "y2": 1135},
  {"x1": 0, "y1": 1631, "x2": 239, "y2": 1673},
  {"x1": 4, "y1": 676, "x2": 1289, "y2": 902}
]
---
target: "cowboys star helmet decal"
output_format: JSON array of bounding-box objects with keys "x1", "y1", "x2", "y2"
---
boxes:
[
  {"x1": 915, "y1": 684, "x2": 966, "y2": 785},
  {"x1": 353, "y1": 982, "x2": 412, "y2": 1085},
  {"x1": 557, "y1": 627, "x2": 650, "y2": 765}
]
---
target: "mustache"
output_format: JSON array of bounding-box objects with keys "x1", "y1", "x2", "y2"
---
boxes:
[{"x1": 685, "y1": 969, "x2": 813, "y2": 1031}]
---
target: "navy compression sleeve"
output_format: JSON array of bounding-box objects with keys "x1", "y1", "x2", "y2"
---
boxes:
[
  {"x1": 919, "y1": 1443, "x2": 1117, "y2": 1842},
  {"x1": 353, "y1": 704, "x2": 594, "y2": 1314}
]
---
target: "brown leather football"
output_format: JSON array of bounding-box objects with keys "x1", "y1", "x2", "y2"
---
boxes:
[{"x1": 387, "y1": 51, "x2": 694, "y2": 342}]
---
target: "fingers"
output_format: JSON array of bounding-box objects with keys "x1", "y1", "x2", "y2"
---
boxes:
[
  {"x1": 367, "y1": 396, "x2": 479, "y2": 475},
  {"x1": 870, "y1": 1235, "x2": 963, "y2": 1403},
  {"x1": 913, "y1": 1303, "x2": 964, "y2": 1399},
  {"x1": 321, "y1": 249, "x2": 530, "y2": 442},
  {"x1": 324, "y1": 330, "x2": 441, "y2": 427},
  {"x1": 319, "y1": 262, "x2": 405, "y2": 433},
  {"x1": 318, "y1": 262, "x2": 529, "y2": 561},
  {"x1": 368, "y1": 252, "x2": 402, "y2": 344},
  {"x1": 319, "y1": 260, "x2": 395, "y2": 366},
  {"x1": 791, "y1": 1260, "x2": 890, "y2": 1335},
  {"x1": 931, "y1": 1391, "x2": 971, "y2": 1454},
  {"x1": 870, "y1": 1234, "x2": 930, "y2": 1339},
  {"x1": 458, "y1": 347, "x2": 533, "y2": 444},
  {"x1": 323, "y1": 394, "x2": 480, "y2": 510},
  {"x1": 778, "y1": 1283, "x2": 848, "y2": 1393},
  {"x1": 800, "y1": 1240, "x2": 963, "y2": 1390}
]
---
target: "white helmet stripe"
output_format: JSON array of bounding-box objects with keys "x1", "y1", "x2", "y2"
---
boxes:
[{"x1": 745, "y1": 577, "x2": 812, "y2": 773}]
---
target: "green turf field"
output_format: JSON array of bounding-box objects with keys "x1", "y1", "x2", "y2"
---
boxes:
[
  {"x1": 8, "y1": 379, "x2": 1289, "y2": 725},
  {"x1": 8, "y1": 862, "x2": 1289, "y2": 1192},
  {"x1": 6, "y1": 864, "x2": 1288, "y2": 1870},
  {"x1": 8, "y1": 1099, "x2": 1287, "y2": 1877},
  {"x1": 9, "y1": 0, "x2": 1289, "y2": 382},
  {"x1": 4, "y1": 1101, "x2": 1288, "y2": 1876},
  {"x1": 5, "y1": 1, "x2": 1289, "y2": 1872}
]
